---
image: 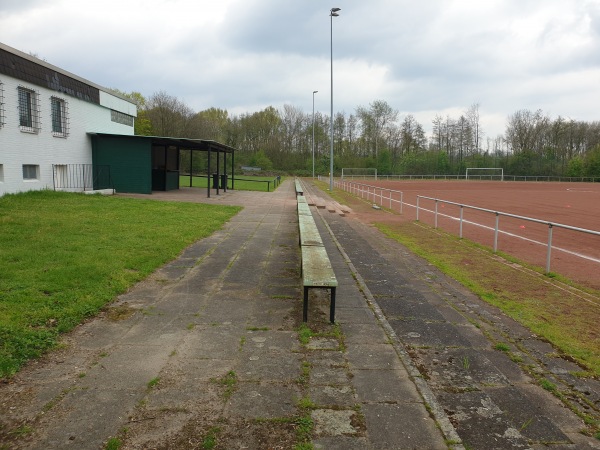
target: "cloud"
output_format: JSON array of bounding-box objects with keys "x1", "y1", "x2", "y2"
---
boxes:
[{"x1": 1, "y1": 0, "x2": 599, "y2": 139}]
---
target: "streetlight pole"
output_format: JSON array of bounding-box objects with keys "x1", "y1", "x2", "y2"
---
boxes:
[
  {"x1": 312, "y1": 90, "x2": 318, "y2": 179},
  {"x1": 330, "y1": 7, "x2": 340, "y2": 191}
]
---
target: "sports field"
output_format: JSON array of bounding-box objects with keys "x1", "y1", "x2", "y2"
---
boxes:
[{"x1": 341, "y1": 180, "x2": 600, "y2": 290}]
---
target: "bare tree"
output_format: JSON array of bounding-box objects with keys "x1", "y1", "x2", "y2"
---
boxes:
[
  {"x1": 146, "y1": 91, "x2": 194, "y2": 137},
  {"x1": 356, "y1": 100, "x2": 398, "y2": 159},
  {"x1": 466, "y1": 103, "x2": 483, "y2": 154}
]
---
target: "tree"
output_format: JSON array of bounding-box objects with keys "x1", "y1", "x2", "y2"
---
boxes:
[
  {"x1": 146, "y1": 91, "x2": 194, "y2": 137},
  {"x1": 356, "y1": 100, "x2": 398, "y2": 159},
  {"x1": 584, "y1": 144, "x2": 600, "y2": 177},
  {"x1": 249, "y1": 149, "x2": 273, "y2": 171},
  {"x1": 505, "y1": 109, "x2": 549, "y2": 155},
  {"x1": 400, "y1": 115, "x2": 426, "y2": 155},
  {"x1": 466, "y1": 103, "x2": 483, "y2": 154},
  {"x1": 192, "y1": 107, "x2": 229, "y2": 141}
]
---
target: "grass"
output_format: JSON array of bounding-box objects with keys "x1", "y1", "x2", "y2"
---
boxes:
[
  {"x1": 294, "y1": 415, "x2": 314, "y2": 448},
  {"x1": 540, "y1": 378, "x2": 557, "y2": 392},
  {"x1": 298, "y1": 323, "x2": 314, "y2": 345},
  {"x1": 375, "y1": 221, "x2": 600, "y2": 376},
  {"x1": 0, "y1": 190, "x2": 241, "y2": 378},
  {"x1": 147, "y1": 377, "x2": 160, "y2": 389},
  {"x1": 179, "y1": 175, "x2": 283, "y2": 192},
  {"x1": 104, "y1": 437, "x2": 122, "y2": 450},
  {"x1": 494, "y1": 343, "x2": 511, "y2": 352},
  {"x1": 212, "y1": 370, "x2": 238, "y2": 400},
  {"x1": 201, "y1": 426, "x2": 221, "y2": 450}
]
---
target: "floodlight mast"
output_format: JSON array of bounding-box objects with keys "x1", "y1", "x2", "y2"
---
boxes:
[
  {"x1": 312, "y1": 90, "x2": 318, "y2": 178},
  {"x1": 329, "y1": 7, "x2": 340, "y2": 191}
]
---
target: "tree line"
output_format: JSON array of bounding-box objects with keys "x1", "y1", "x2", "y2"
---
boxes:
[{"x1": 116, "y1": 90, "x2": 600, "y2": 178}]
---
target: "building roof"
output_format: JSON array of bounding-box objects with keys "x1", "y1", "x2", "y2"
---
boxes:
[
  {"x1": 88, "y1": 133, "x2": 236, "y2": 154},
  {"x1": 0, "y1": 41, "x2": 135, "y2": 106}
]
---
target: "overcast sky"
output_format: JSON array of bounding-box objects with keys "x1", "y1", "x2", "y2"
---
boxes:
[{"x1": 2, "y1": 0, "x2": 599, "y2": 138}]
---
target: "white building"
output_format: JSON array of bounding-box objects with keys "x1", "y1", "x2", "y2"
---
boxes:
[{"x1": 0, "y1": 42, "x2": 137, "y2": 196}]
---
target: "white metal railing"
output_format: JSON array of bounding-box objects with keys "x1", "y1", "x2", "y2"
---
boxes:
[
  {"x1": 336, "y1": 180, "x2": 404, "y2": 214},
  {"x1": 334, "y1": 179, "x2": 600, "y2": 275},
  {"x1": 336, "y1": 174, "x2": 600, "y2": 182},
  {"x1": 416, "y1": 196, "x2": 600, "y2": 274}
]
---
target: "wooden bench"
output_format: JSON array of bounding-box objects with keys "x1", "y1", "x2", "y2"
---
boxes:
[
  {"x1": 301, "y1": 246, "x2": 337, "y2": 323},
  {"x1": 296, "y1": 182, "x2": 338, "y2": 323},
  {"x1": 295, "y1": 178, "x2": 304, "y2": 196}
]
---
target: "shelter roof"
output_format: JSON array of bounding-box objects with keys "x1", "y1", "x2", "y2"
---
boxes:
[{"x1": 88, "y1": 133, "x2": 235, "y2": 153}]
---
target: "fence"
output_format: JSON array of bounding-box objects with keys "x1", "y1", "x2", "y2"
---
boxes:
[
  {"x1": 340, "y1": 174, "x2": 600, "y2": 182},
  {"x1": 52, "y1": 164, "x2": 113, "y2": 192},
  {"x1": 335, "y1": 179, "x2": 600, "y2": 276}
]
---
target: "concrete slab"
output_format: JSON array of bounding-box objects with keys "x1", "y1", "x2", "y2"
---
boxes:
[
  {"x1": 346, "y1": 344, "x2": 403, "y2": 370},
  {"x1": 342, "y1": 322, "x2": 390, "y2": 344},
  {"x1": 312, "y1": 409, "x2": 358, "y2": 436},
  {"x1": 309, "y1": 384, "x2": 356, "y2": 408},
  {"x1": 225, "y1": 383, "x2": 299, "y2": 419},
  {"x1": 362, "y1": 403, "x2": 448, "y2": 449},
  {"x1": 352, "y1": 369, "x2": 422, "y2": 403}
]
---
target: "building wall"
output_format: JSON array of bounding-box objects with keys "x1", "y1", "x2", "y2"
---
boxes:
[
  {"x1": 92, "y1": 135, "x2": 152, "y2": 194},
  {"x1": 0, "y1": 73, "x2": 136, "y2": 196}
]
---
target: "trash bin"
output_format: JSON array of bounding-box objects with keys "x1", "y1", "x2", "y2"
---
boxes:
[
  {"x1": 212, "y1": 173, "x2": 219, "y2": 189},
  {"x1": 220, "y1": 174, "x2": 227, "y2": 190}
]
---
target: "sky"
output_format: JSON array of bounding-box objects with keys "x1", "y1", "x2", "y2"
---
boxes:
[{"x1": 2, "y1": 0, "x2": 600, "y2": 139}]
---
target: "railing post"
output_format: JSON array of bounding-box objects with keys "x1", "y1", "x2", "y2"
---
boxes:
[
  {"x1": 400, "y1": 192, "x2": 403, "y2": 214},
  {"x1": 494, "y1": 212, "x2": 499, "y2": 252},
  {"x1": 459, "y1": 205, "x2": 464, "y2": 238},
  {"x1": 546, "y1": 224, "x2": 553, "y2": 274},
  {"x1": 434, "y1": 200, "x2": 438, "y2": 228},
  {"x1": 416, "y1": 196, "x2": 420, "y2": 221}
]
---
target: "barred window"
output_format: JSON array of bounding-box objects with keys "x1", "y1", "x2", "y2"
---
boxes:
[
  {"x1": 51, "y1": 96, "x2": 69, "y2": 137},
  {"x1": 18, "y1": 86, "x2": 41, "y2": 133},
  {"x1": 111, "y1": 109, "x2": 134, "y2": 127},
  {"x1": 0, "y1": 81, "x2": 5, "y2": 128}
]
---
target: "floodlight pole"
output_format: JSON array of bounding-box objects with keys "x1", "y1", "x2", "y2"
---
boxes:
[
  {"x1": 329, "y1": 7, "x2": 340, "y2": 191},
  {"x1": 312, "y1": 90, "x2": 318, "y2": 179}
]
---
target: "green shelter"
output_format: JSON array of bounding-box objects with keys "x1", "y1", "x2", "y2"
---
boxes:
[{"x1": 90, "y1": 133, "x2": 235, "y2": 196}]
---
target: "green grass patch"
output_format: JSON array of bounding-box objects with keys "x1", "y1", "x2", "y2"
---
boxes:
[
  {"x1": 0, "y1": 190, "x2": 240, "y2": 378},
  {"x1": 375, "y1": 221, "x2": 600, "y2": 376},
  {"x1": 212, "y1": 370, "x2": 238, "y2": 400},
  {"x1": 9, "y1": 424, "x2": 33, "y2": 437},
  {"x1": 297, "y1": 324, "x2": 315, "y2": 345},
  {"x1": 104, "y1": 437, "x2": 122, "y2": 450},
  {"x1": 179, "y1": 175, "x2": 283, "y2": 192},
  {"x1": 540, "y1": 378, "x2": 557, "y2": 392},
  {"x1": 201, "y1": 426, "x2": 221, "y2": 449},
  {"x1": 294, "y1": 415, "x2": 314, "y2": 446},
  {"x1": 147, "y1": 377, "x2": 160, "y2": 389},
  {"x1": 494, "y1": 343, "x2": 511, "y2": 352}
]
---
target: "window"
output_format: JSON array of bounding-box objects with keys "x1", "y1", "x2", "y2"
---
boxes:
[
  {"x1": 0, "y1": 81, "x2": 5, "y2": 128},
  {"x1": 110, "y1": 109, "x2": 134, "y2": 127},
  {"x1": 18, "y1": 86, "x2": 40, "y2": 133},
  {"x1": 22, "y1": 164, "x2": 39, "y2": 181},
  {"x1": 51, "y1": 96, "x2": 69, "y2": 137}
]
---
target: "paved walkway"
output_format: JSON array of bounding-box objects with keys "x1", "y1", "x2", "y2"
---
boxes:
[{"x1": 1, "y1": 179, "x2": 598, "y2": 449}]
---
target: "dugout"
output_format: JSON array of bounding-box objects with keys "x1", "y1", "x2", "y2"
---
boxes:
[{"x1": 90, "y1": 133, "x2": 235, "y2": 196}]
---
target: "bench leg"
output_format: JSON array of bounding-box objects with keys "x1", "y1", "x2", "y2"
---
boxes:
[
  {"x1": 303, "y1": 286, "x2": 309, "y2": 322},
  {"x1": 330, "y1": 287, "x2": 336, "y2": 323}
]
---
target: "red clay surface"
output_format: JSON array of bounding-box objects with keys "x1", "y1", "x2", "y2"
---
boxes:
[{"x1": 343, "y1": 180, "x2": 600, "y2": 290}]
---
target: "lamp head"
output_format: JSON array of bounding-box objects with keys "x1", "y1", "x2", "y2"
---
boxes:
[{"x1": 330, "y1": 7, "x2": 340, "y2": 16}]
